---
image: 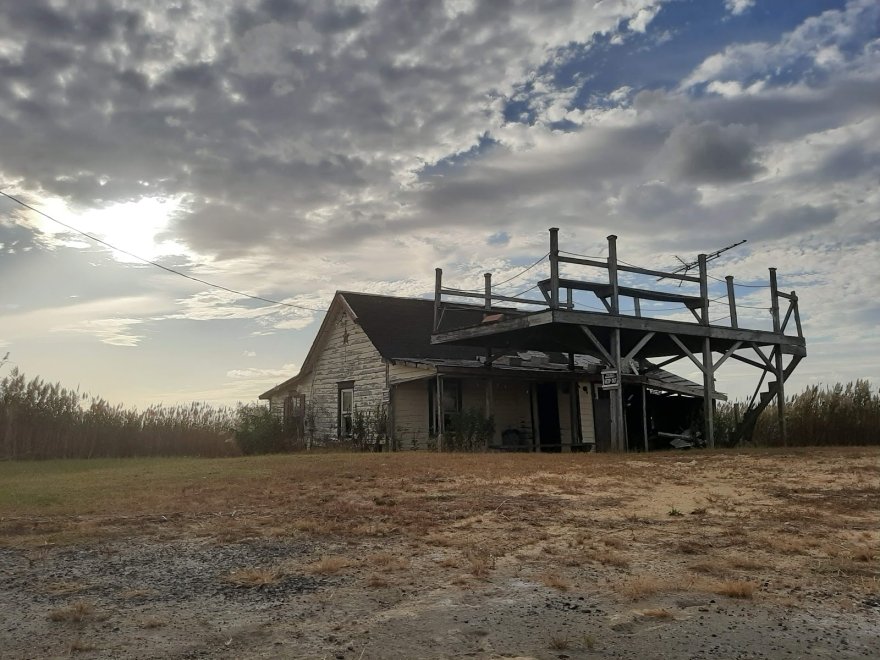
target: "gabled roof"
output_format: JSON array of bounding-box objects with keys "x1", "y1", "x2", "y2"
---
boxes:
[{"x1": 259, "y1": 291, "x2": 719, "y2": 400}]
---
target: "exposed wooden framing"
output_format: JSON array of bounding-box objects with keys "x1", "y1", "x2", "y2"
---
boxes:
[
  {"x1": 624, "y1": 332, "x2": 656, "y2": 364},
  {"x1": 702, "y1": 336, "x2": 715, "y2": 448},
  {"x1": 579, "y1": 325, "x2": 615, "y2": 366},
  {"x1": 436, "y1": 374, "x2": 445, "y2": 451},
  {"x1": 550, "y1": 228, "x2": 560, "y2": 310},
  {"x1": 434, "y1": 268, "x2": 442, "y2": 332},
  {"x1": 540, "y1": 278, "x2": 703, "y2": 308},
  {"x1": 557, "y1": 254, "x2": 701, "y2": 283},
  {"x1": 669, "y1": 334, "x2": 706, "y2": 374},
  {"x1": 642, "y1": 354, "x2": 686, "y2": 372},
  {"x1": 569, "y1": 382, "x2": 578, "y2": 452},
  {"x1": 430, "y1": 229, "x2": 806, "y2": 451},
  {"x1": 749, "y1": 342, "x2": 775, "y2": 370},
  {"x1": 441, "y1": 287, "x2": 547, "y2": 306},
  {"x1": 641, "y1": 384, "x2": 649, "y2": 453},
  {"x1": 769, "y1": 268, "x2": 787, "y2": 447},
  {"x1": 729, "y1": 353, "x2": 770, "y2": 371},
  {"x1": 714, "y1": 341, "x2": 743, "y2": 372},
  {"x1": 726, "y1": 276, "x2": 738, "y2": 329},
  {"x1": 698, "y1": 254, "x2": 709, "y2": 326}
]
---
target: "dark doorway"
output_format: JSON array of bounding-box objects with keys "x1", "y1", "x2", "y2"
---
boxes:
[
  {"x1": 535, "y1": 382, "x2": 561, "y2": 452},
  {"x1": 593, "y1": 390, "x2": 611, "y2": 453}
]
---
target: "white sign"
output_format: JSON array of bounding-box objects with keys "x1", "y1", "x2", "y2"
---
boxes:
[{"x1": 601, "y1": 369, "x2": 619, "y2": 389}]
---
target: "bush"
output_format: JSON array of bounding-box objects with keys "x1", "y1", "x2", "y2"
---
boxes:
[{"x1": 234, "y1": 404, "x2": 287, "y2": 455}]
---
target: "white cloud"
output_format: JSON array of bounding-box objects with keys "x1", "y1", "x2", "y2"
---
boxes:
[{"x1": 724, "y1": 0, "x2": 755, "y2": 16}]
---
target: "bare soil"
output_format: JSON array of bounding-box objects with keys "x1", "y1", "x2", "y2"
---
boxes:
[{"x1": 0, "y1": 448, "x2": 878, "y2": 658}]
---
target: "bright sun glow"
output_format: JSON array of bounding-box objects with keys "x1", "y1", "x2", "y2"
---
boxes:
[{"x1": 30, "y1": 196, "x2": 191, "y2": 263}]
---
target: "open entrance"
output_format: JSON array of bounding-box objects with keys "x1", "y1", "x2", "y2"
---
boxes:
[{"x1": 535, "y1": 382, "x2": 561, "y2": 452}]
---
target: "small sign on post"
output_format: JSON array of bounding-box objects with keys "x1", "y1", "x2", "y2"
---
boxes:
[{"x1": 601, "y1": 369, "x2": 619, "y2": 390}]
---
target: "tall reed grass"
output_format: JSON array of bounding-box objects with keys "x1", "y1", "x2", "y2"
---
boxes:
[
  {"x1": 716, "y1": 380, "x2": 879, "y2": 447},
  {"x1": 0, "y1": 369, "x2": 238, "y2": 459}
]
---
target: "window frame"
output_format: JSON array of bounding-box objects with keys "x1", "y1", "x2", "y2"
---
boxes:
[{"x1": 338, "y1": 381, "x2": 354, "y2": 438}]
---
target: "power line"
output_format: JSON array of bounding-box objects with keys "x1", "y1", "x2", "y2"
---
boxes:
[
  {"x1": 707, "y1": 273, "x2": 770, "y2": 288},
  {"x1": 492, "y1": 252, "x2": 549, "y2": 288},
  {"x1": 0, "y1": 190, "x2": 326, "y2": 313}
]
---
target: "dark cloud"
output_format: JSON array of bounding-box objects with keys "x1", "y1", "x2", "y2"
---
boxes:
[{"x1": 663, "y1": 121, "x2": 763, "y2": 183}]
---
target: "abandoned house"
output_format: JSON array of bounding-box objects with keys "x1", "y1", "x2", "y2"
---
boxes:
[{"x1": 259, "y1": 291, "x2": 720, "y2": 451}]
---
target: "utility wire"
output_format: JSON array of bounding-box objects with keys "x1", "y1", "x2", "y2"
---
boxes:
[
  {"x1": 492, "y1": 252, "x2": 549, "y2": 288},
  {"x1": 0, "y1": 190, "x2": 326, "y2": 313},
  {"x1": 707, "y1": 273, "x2": 770, "y2": 288}
]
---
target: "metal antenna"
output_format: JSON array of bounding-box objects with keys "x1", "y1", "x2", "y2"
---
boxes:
[{"x1": 659, "y1": 240, "x2": 747, "y2": 284}]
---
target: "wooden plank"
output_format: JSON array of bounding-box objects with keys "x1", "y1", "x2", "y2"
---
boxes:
[
  {"x1": 749, "y1": 342, "x2": 774, "y2": 370},
  {"x1": 538, "y1": 278, "x2": 702, "y2": 307},
  {"x1": 550, "y1": 228, "x2": 560, "y2": 310},
  {"x1": 713, "y1": 341, "x2": 743, "y2": 371},
  {"x1": 441, "y1": 288, "x2": 547, "y2": 306},
  {"x1": 729, "y1": 353, "x2": 770, "y2": 371},
  {"x1": 624, "y1": 332, "x2": 655, "y2": 363},
  {"x1": 579, "y1": 325, "x2": 615, "y2": 366},
  {"x1": 726, "y1": 276, "x2": 738, "y2": 329},
  {"x1": 669, "y1": 334, "x2": 706, "y2": 374},
  {"x1": 557, "y1": 255, "x2": 701, "y2": 282}
]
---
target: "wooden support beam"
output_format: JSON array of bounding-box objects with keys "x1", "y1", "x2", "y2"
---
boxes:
[
  {"x1": 780, "y1": 301, "x2": 794, "y2": 334},
  {"x1": 769, "y1": 267, "x2": 787, "y2": 447},
  {"x1": 792, "y1": 293, "x2": 803, "y2": 338},
  {"x1": 540, "y1": 278, "x2": 703, "y2": 308},
  {"x1": 702, "y1": 336, "x2": 715, "y2": 447},
  {"x1": 441, "y1": 287, "x2": 547, "y2": 306},
  {"x1": 729, "y1": 353, "x2": 770, "y2": 371},
  {"x1": 608, "y1": 235, "x2": 620, "y2": 315},
  {"x1": 713, "y1": 341, "x2": 743, "y2": 372},
  {"x1": 579, "y1": 325, "x2": 615, "y2": 366},
  {"x1": 642, "y1": 354, "x2": 686, "y2": 372},
  {"x1": 698, "y1": 254, "x2": 709, "y2": 326},
  {"x1": 557, "y1": 255, "x2": 701, "y2": 282},
  {"x1": 611, "y1": 327, "x2": 625, "y2": 452},
  {"x1": 633, "y1": 298, "x2": 641, "y2": 318},
  {"x1": 642, "y1": 384, "x2": 649, "y2": 453},
  {"x1": 485, "y1": 378, "x2": 494, "y2": 450},
  {"x1": 437, "y1": 374, "x2": 444, "y2": 451},
  {"x1": 434, "y1": 268, "x2": 442, "y2": 332},
  {"x1": 530, "y1": 383, "x2": 540, "y2": 452},
  {"x1": 624, "y1": 332, "x2": 656, "y2": 364},
  {"x1": 726, "y1": 276, "x2": 738, "y2": 329},
  {"x1": 550, "y1": 228, "x2": 560, "y2": 310},
  {"x1": 749, "y1": 342, "x2": 774, "y2": 370},
  {"x1": 669, "y1": 334, "x2": 706, "y2": 374}
]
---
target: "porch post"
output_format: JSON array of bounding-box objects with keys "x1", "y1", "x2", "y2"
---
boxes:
[
  {"x1": 699, "y1": 254, "x2": 715, "y2": 448},
  {"x1": 568, "y1": 380, "x2": 578, "y2": 452},
  {"x1": 530, "y1": 383, "x2": 540, "y2": 452},
  {"x1": 485, "y1": 378, "x2": 494, "y2": 450},
  {"x1": 769, "y1": 268, "x2": 787, "y2": 446},
  {"x1": 608, "y1": 234, "x2": 625, "y2": 452},
  {"x1": 642, "y1": 384, "x2": 649, "y2": 452},
  {"x1": 436, "y1": 374, "x2": 445, "y2": 452}
]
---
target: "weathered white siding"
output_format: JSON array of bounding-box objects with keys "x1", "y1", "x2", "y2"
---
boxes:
[
  {"x1": 271, "y1": 307, "x2": 389, "y2": 443},
  {"x1": 392, "y1": 379, "x2": 431, "y2": 449},
  {"x1": 578, "y1": 382, "x2": 596, "y2": 445}
]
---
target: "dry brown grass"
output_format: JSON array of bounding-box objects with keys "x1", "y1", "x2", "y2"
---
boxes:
[
  {"x1": 365, "y1": 574, "x2": 390, "y2": 588},
  {"x1": 712, "y1": 579, "x2": 758, "y2": 599},
  {"x1": 548, "y1": 634, "x2": 570, "y2": 650},
  {"x1": 540, "y1": 572, "x2": 571, "y2": 591},
  {"x1": 640, "y1": 608, "x2": 673, "y2": 618},
  {"x1": 48, "y1": 601, "x2": 95, "y2": 623},
  {"x1": 68, "y1": 638, "x2": 97, "y2": 653},
  {"x1": 306, "y1": 556, "x2": 352, "y2": 575},
  {"x1": 3, "y1": 448, "x2": 879, "y2": 613},
  {"x1": 140, "y1": 616, "x2": 167, "y2": 629}
]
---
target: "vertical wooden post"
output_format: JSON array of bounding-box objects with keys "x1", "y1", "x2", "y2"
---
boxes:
[
  {"x1": 485, "y1": 378, "x2": 494, "y2": 450},
  {"x1": 769, "y1": 268, "x2": 787, "y2": 446},
  {"x1": 702, "y1": 338, "x2": 714, "y2": 449},
  {"x1": 566, "y1": 287, "x2": 573, "y2": 310},
  {"x1": 433, "y1": 268, "x2": 442, "y2": 332},
  {"x1": 726, "y1": 276, "x2": 738, "y2": 329},
  {"x1": 437, "y1": 374, "x2": 445, "y2": 452},
  {"x1": 792, "y1": 291, "x2": 803, "y2": 338},
  {"x1": 698, "y1": 254, "x2": 709, "y2": 326},
  {"x1": 698, "y1": 254, "x2": 714, "y2": 447},
  {"x1": 549, "y1": 228, "x2": 560, "y2": 310},
  {"x1": 641, "y1": 384, "x2": 649, "y2": 453},
  {"x1": 607, "y1": 234, "x2": 624, "y2": 451},
  {"x1": 633, "y1": 298, "x2": 641, "y2": 317},
  {"x1": 484, "y1": 272, "x2": 492, "y2": 310},
  {"x1": 607, "y1": 235, "x2": 620, "y2": 314}
]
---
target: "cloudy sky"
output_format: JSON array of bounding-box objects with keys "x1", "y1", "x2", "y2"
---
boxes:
[{"x1": 0, "y1": 0, "x2": 878, "y2": 407}]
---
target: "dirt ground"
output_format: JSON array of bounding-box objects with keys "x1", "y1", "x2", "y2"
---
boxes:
[{"x1": 0, "y1": 448, "x2": 878, "y2": 659}]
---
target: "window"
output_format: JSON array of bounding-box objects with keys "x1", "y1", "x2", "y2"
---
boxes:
[
  {"x1": 338, "y1": 381, "x2": 354, "y2": 438},
  {"x1": 430, "y1": 378, "x2": 462, "y2": 435}
]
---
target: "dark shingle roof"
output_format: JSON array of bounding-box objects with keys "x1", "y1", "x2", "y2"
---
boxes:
[{"x1": 341, "y1": 292, "x2": 488, "y2": 361}]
